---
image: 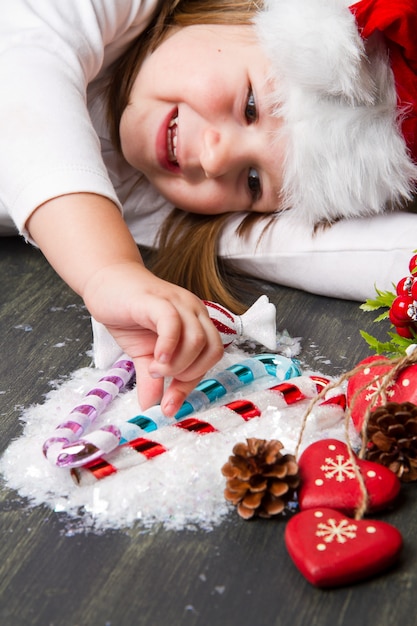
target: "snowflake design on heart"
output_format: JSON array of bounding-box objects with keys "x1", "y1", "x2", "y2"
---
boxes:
[
  {"x1": 364, "y1": 377, "x2": 396, "y2": 403},
  {"x1": 316, "y1": 518, "x2": 358, "y2": 544},
  {"x1": 320, "y1": 454, "x2": 357, "y2": 482}
]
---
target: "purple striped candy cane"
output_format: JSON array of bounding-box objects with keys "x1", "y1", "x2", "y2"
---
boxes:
[{"x1": 42, "y1": 358, "x2": 135, "y2": 466}]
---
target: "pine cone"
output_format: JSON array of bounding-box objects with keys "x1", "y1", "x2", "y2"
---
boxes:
[
  {"x1": 221, "y1": 438, "x2": 300, "y2": 519},
  {"x1": 365, "y1": 401, "x2": 417, "y2": 482}
]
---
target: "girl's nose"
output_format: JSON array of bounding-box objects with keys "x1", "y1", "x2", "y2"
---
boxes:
[{"x1": 200, "y1": 127, "x2": 233, "y2": 179}]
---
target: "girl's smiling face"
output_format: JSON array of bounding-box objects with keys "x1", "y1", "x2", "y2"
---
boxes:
[{"x1": 120, "y1": 24, "x2": 284, "y2": 215}]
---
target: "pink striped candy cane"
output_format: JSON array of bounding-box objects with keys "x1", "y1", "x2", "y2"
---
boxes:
[{"x1": 42, "y1": 358, "x2": 135, "y2": 466}]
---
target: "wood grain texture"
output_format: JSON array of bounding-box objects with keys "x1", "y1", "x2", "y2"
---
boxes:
[{"x1": 1, "y1": 236, "x2": 416, "y2": 626}]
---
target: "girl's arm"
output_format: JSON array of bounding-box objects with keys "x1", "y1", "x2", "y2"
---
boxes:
[
  {"x1": 3, "y1": 1, "x2": 224, "y2": 414},
  {"x1": 1, "y1": 0, "x2": 157, "y2": 239},
  {"x1": 27, "y1": 193, "x2": 224, "y2": 416}
]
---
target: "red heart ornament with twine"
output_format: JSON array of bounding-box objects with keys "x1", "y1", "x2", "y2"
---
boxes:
[
  {"x1": 347, "y1": 356, "x2": 417, "y2": 431},
  {"x1": 298, "y1": 439, "x2": 400, "y2": 516},
  {"x1": 285, "y1": 508, "x2": 402, "y2": 587}
]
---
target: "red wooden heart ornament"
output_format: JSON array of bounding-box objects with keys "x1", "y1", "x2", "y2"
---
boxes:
[
  {"x1": 298, "y1": 439, "x2": 400, "y2": 516},
  {"x1": 285, "y1": 508, "x2": 402, "y2": 587},
  {"x1": 347, "y1": 356, "x2": 417, "y2": 431}
]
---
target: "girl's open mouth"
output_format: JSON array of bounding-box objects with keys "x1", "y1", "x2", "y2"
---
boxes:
[{"x1": 156, "y1": 108, "x2": 180, "y2": 172}]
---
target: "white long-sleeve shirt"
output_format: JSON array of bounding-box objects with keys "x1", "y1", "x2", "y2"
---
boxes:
[{"x1": 0, "y1": 0, "x2": 172, "y2": 239}]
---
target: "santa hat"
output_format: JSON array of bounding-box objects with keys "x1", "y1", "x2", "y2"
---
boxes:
[{"x1": 254, "y1": 0, "x2": 417, "y2": 226}]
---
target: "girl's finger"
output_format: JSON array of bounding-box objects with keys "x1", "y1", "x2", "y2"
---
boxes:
[
  {"x1": 160, "y1": 376, "x2": 206, "y2": 418},
  {"x1": 150, "y1": 304, "x2": 185, "y2": 365},
  {"x1": 152, "y1": 309, "x2": 223, "y2": 377},
  {"x1": 133, "y1": 354, "x2": 165, "y2": 411}
]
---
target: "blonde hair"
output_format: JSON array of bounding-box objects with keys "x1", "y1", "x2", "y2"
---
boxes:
[{"x1": 107, "y1": 0, "x2": 272, "y2": 314}]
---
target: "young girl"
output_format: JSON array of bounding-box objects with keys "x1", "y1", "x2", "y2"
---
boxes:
[{"x1": 1, "y1": 0, "x2": 416, "y2": 415}]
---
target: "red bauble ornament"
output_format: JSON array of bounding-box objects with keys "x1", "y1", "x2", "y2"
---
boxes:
[
  {"x1": 347, "y1": 356, "x2": 417, "y2": 431},
  {"x1": 285, "y1": 508, "x2": 402, "y2": 587},
  {"x1": 297, "y1": 439, "x2": 400, "y2": 516}
]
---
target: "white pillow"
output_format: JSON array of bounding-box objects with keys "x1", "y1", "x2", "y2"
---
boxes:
[
  {"x1": 217, "y1": 209, "x2": 417, "y2": 302},
  {"x1": 127, "y1": 201, "x2": 417, "y2": 302}
]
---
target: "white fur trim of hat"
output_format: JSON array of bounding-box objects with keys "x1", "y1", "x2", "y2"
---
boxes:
[{"x1": 255, "y1": 0, "x2": 417, "y2": 227}]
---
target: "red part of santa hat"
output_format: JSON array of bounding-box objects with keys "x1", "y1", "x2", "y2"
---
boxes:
[
  {"x1": 254, "y1": 0, "x2": 417, "y2": 226},
  {"x1": 351, "y1": 0, "x2": 417, "y2": 159}
]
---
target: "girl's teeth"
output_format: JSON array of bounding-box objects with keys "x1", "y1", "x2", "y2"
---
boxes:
[{"x1": 167, "y1": 114, "x2": 178, "y2": 164}]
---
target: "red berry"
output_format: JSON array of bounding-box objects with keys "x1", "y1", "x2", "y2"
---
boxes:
[
  {"x1": 395, "y1": 323, "x2": 417, "y2": 339},
  {"x1": 396, "y1": 276, "x2": 413, "y2": 296},
  {"x1": 389, "y1": 295, "x2": 414, "y2": 324},
  {"x1": 409, "y1": 254, "x2": 417, "y2": 275},
  {"x1": 389, "y1": 308, "x2": 410, "y2": 326},
  {"x1": 395, "y1": 325, "x2": 414, "y2": 338},
  {"x1": 390, "y1": 311, "x2": 408, "y2": 326}
]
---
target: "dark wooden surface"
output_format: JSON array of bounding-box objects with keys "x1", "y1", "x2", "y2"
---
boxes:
[{"x1": 1, "y1": 235, "x2": 416, "y2": 626}]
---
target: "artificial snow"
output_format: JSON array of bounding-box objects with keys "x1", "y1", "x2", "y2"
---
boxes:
[{"x1": 0, "y1": 336, "x2": 356, "y2": 534}]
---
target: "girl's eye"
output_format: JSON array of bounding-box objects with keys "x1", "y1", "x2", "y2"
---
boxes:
[
  {"x1": 248, "y1": 167, "x2": 261, "y2": 202},
  {"x1": 245, "y1": 87, "x2": 261, "y2": 202},
  {"x1": 245, "y1": 87, "x2": 257, "y2": 124}
]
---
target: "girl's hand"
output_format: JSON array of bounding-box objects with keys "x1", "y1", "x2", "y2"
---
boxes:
[
  {"x1": 27, "y1": 193, "x2": 224, "y2": 417},
  {"x1": 83, "y1": 262, "x2": 224, "y2": 417}
]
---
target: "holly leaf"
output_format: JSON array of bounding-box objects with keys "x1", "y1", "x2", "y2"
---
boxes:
[
  {"x1": 359, "y1": 252, "x2": 417, "y2": 356},
  {"x1": 359, "y1": 330, "x2": 397, "y2": 355},
  {"x1": 370, "y1": 310, "x2": 390, "y2": 322},
  {"x1": 360, "y1": 329, "x2": 417, "y2": 357},
  {"x1": 360, "y1": 286, "x2": 396, "y2": 314}
]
